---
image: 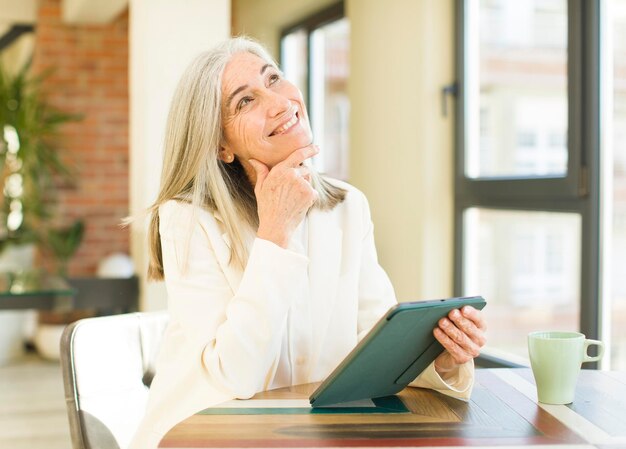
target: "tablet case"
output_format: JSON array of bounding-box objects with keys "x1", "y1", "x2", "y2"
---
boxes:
[{"x1": 309, "y1": 296, "x2": 486, "y2": 407}]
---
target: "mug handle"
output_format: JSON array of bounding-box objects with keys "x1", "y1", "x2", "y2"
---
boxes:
[{"x1": 583, "y1": 339, "x2": 605, "y2": 363}]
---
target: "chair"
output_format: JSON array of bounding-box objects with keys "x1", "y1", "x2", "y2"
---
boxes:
[{"x1": 60, "y1": 311, "x2": 169, "y2": 449}]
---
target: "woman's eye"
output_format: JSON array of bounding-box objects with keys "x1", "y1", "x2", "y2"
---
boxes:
[
  {"x1": 237, "y1": 96, "x2": 253, "y2": 111},
  {"x1": 269, "y1": 73, "x2": 280, "y2": 84}
]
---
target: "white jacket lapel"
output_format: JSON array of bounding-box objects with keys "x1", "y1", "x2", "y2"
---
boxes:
[{"x1": 204, "y1": 212, "x2": 243, "y2": 293}]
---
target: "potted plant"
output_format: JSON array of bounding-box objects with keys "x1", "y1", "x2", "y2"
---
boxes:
[
  {"x1": 0, "y1": 61, "x2": 82, "y2": 363},
  {"x1": 0, "y1": 61, "x2": 82, "y2": 257}
]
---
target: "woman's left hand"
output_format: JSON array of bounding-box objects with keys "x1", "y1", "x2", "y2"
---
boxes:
[{"x1": 433, "y1": 306, "x2": 487, "y2": 379}]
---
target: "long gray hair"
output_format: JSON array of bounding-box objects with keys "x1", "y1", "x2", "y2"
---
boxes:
[{"x1": 147, "y1": 37, "x2": 346, "y2": 280}]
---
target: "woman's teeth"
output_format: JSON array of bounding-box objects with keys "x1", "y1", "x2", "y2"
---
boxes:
[{"x1": 273, "y1": 114, "x2": 298, "y2": 135}]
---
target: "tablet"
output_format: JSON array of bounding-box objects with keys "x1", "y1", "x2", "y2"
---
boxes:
[{"x1": 309, "y1": 296, "x2": 486, "y2": 407}]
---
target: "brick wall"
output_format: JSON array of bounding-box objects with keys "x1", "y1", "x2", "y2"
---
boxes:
[{"x1": 32, "y1": 0, "x2": 130, "y2": 276}]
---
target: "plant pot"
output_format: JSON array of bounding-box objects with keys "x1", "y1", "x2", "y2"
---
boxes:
[
  {"x1": 35, "y1": 310, "x2": 94, "y2": 361},
  {"x1": 0, "y1": 311, "x2": 29, "y2": 365},
  {"x1": 0, "y1": 243, "x2": 36, "y2": 365},
  {"x1": 33, "y1": 323, "x2": 65, "y2": 361}
]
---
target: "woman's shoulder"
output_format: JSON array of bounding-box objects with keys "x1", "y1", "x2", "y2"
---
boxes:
[
  {"x1": 159, "y1": 199, "x2": 209, "y2": 220},
  {"x1": 318, "y1": 177, "x2": 373, "y2": 236},
  {"x1": 158, "y1": 200, "x2": 218, "y2": 236},
  {"x1": 321, "y1": 176, "x2": 369, "y2": 206}
]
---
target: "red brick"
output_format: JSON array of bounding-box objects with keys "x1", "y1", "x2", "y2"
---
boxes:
[{"x1": 32, "y1": 0, "x2": 130, "y2": 276}]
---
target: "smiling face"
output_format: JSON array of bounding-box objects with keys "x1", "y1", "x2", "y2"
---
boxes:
[{"x1": 219, "y1": 52, "x2": 313, "y2": 173}]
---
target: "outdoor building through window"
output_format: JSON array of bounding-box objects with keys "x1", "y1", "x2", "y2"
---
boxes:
[
  {"x1": 609, "y1": 0, "x2": 626, "y2": 370},
  {"x1": 458, "y1": 0, "x2": 576, "y2": 364},
  {"x1": 456, "y1": 0, "x2": 626, "y2": 369}
]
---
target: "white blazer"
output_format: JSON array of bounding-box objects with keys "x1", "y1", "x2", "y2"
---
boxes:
[{"x1": 130, "y1": 180, "x2": 473, "y2": 449}]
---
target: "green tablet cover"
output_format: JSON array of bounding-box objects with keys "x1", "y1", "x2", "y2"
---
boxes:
[{"x1": 309, "y1": 296, "x2": 486, "y2": 407}]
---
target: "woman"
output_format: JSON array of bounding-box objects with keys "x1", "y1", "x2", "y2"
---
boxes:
[{"x1": 130, "y1": 37, "x2": 486, "y2": 449}]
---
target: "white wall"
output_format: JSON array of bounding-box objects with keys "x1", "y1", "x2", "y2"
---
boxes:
[
  {"x1": 0, "y1": 34, "x2": 34, "y2": 74},
  {"x1": 348, "y1": 0, "x2": 455, "y2": 301},
  {"x1": 0, "y1": 0, "x2": 36, "y2": 73},
  {"x1": 129, "y1": 0, "x2": 230, "y2": 310}
]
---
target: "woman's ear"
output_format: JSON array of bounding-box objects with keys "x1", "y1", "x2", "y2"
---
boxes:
[{"x1": 218, "y1": 147, "x2": 235, "y2": 163}]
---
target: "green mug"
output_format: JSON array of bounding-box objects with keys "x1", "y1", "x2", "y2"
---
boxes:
[{"x1": 527, "y1": 331, "x2": 604, "y2": 405}]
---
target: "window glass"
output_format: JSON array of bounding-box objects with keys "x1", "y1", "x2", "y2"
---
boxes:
[
  {"x1": 463, "y1": 208, "x2": 581, "y2": 360},
  {"x1": 310, "y1": 18, "x2": 350, "y2": 180},
  {"x1": 281, "y1": 29, "x2": 308, "y2": 104},
  {"x1": 609, "y1": 0, "x2": 626, "y2": 370},
  {"x1": 466, "y1": 0, "x2": 568, "y2": 178}
]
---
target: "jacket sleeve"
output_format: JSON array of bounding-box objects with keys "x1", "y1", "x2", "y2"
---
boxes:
[
  {"x1": 409, "y1": 360, "x2": 474, "y2": 401},
  {"x1": 353, "y1": 192, "x2": 475, "y2": 400},
  {"x1": 159, "y1": 201, "x2": 308, "y2": 399}
]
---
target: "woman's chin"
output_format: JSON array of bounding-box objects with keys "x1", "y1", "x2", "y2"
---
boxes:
[
  {"x1": 270, "y1": 134, "x2": 312, "y2": 153},
  {"x1": 288, "y1": 130, "x2": 314, "y2": 149}
]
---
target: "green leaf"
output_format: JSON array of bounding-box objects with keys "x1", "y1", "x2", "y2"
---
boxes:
[
  {"x1": 0, "y1": 60, "x2": 83, "y2": 251},
  {"x1": 46, "y1": 220, "x2": 85, "y2": 265}
]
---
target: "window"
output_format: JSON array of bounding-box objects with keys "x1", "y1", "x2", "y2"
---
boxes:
[
  {"x1": 608, "y1": 0, "x2": 626, "y2": 370},
  {"x1": 456, "y1": 0, "x2": 605, "y2": 366},
  {"x1": 280, "y1": 2, "x2": 349, "y2": 180},
  {"x1": 465, "y1": 0, "x2": 569, "y2": 180},
  {"x1": 463, "y1": 208, "x2": 581, "y2": 357}
]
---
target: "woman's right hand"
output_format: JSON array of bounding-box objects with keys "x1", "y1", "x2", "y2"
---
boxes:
[{"x1": 248, "y1": 144, "x2": 319, "y2": 248}]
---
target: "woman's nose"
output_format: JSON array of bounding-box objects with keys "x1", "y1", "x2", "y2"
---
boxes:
[{"x1": 266, "y1": 91, "x2": 291, "y2": 117}]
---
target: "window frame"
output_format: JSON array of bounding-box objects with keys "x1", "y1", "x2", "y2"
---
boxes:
[
  {"x1": 454, "y1": 0, "x2": 603, "y2": 367},
  {"x1": 279, "y1": 1, "x2": 345, "y2": 115}
]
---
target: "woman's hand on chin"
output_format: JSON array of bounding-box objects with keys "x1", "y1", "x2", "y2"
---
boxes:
[{"x1": 250, "y1": 144, "x2": 319, "y2": 248}]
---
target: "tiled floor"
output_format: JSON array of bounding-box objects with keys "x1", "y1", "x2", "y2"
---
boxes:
[{"x1": 0, "y1": 354, "x2": 71, "y2": 449}]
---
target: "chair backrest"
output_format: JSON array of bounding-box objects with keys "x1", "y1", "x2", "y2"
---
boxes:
[{"x1": 60, "y1": 311, "x2": 169, "y2": 449}]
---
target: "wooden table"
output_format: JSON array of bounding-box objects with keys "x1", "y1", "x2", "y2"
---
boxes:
[{"x1": 159, "y1": 368, "x2": 626, "y2": 449}]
